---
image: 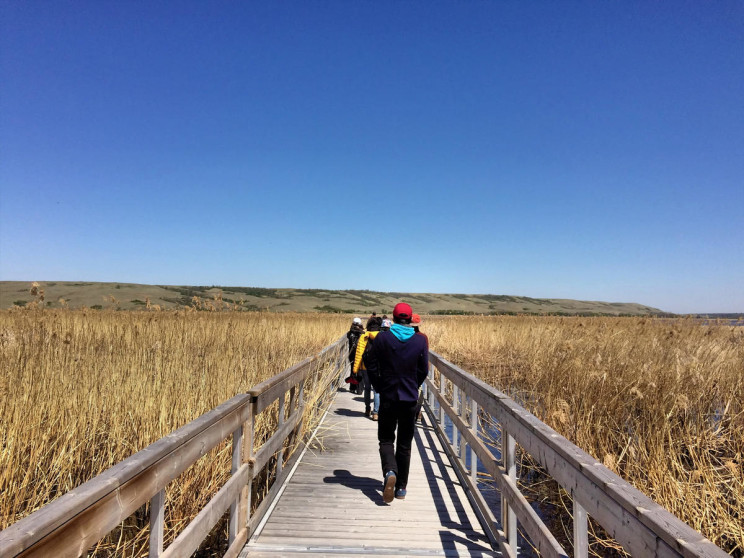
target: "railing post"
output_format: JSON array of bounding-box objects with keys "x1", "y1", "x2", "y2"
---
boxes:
[
  {"x1": 574, "y1": 499, "x2": 588, "y2": 558},
  {"x1": 470, "y1": 398, "x2": 478, "y2": 484},
  {"x1": 502, "y1": 429, "x2": 517, "y2": 555},
  {"x1": 149, "y1": 489, "x2": 164, "y2": 558},
  {"x1": 439, "y1": 371, "x2": 446, "y2": 426},
  {"x1": 239, "y1": 400, "x2": 255, "y2": 533},
  {"x1": 228, "y1": 424, "x2": 243, "y2": 546},
  {"x1": 276, "y1": 393, "x2": 286, "y2": 479},
  {"x1": 452, "y1": 385, "x2": 459, "y2": 451},
  {"x1": 460, "y1": 393, "x2": 467, "y2": 464},
  {"x1": 428, "y1": 363, "x2": 435, "y2": 410}
]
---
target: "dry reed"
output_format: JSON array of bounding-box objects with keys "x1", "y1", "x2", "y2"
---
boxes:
[
  {"x1": 2, "y1": 310, "x2": 741, "y2": 555},
  {"x1": 0, "y1": 308, "x2": 350, "y2": 556},
  {"x1": 426, "y1": 315, "x2": 743, "y2": 555}
]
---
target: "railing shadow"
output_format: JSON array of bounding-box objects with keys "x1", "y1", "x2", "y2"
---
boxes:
[{"x1": 415, "y1": 420, "x2": 495, "y2": 553}]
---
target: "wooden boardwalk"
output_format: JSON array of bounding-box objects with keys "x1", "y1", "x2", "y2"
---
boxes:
[
  {"x1": 241, "y1": 387, "x2": 499, "y2": 557},
  {"x1": 3, "y1": 341, "x2": 727, "y2": 558}
]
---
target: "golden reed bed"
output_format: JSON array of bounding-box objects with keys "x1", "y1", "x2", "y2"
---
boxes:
[{"x1": 1, "y1": 310, "x2": 741, "y2": 555}]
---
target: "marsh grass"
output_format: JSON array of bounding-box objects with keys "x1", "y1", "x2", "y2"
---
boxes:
[
  {"x1": 0, "y1": 309, "x2": 351, "y2": 556},
  {"x1": 2, "y1": 311, "x2": 742, "y2": 555},
  {"x1": 426, "y1": 316, "x2": 744, "y2": 555}
]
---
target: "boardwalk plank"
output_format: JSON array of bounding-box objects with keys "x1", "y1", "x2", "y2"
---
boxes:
[{"x1": 242, "y1": 388, "x2": 499, "y2": 557}]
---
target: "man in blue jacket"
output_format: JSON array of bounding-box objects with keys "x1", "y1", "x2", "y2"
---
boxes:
[{"x1": 365, "y1": 302, "x2": 429, "y2": 503}]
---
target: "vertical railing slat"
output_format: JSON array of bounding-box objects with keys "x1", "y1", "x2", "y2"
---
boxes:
[
  {"x1": 452, "y1": 384, "x2": 459, "y2": 451},
  {"x1": 428, "y1": 363, "x2": 435, "y2": 411},
  {"x1": 439, "y1": 371, "x2": 446, "y2": 426},
  {"x1": 460, "y1": 393, "x2": 468, "y2": 464},
  {"x1": 574, "y1": 499, "x2": 588, "y2": 558},
  {"x1": 276, "y1": 393, "x2": 286, "y2": 479},
  {"x1": 470, "y1": 398, "x2": 478, "y2": 484},
  {"x1": 503, "y1": 429, "x2": 517, "y2": 555},
  {"x1": 228, "y1": 425, "x2": 243, "y2": 545},
  {"x1": 149, "y1": 488, "x2": 164, "y2": 558},
  {"x1": 239, "y1": 401, "x2": 254, "y2": 533}
]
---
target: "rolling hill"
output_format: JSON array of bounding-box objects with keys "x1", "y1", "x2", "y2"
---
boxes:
[{"x1": 0, "y1": 281, "x2": 664, "y2": 316}]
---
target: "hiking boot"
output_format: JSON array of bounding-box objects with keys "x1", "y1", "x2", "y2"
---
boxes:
[
  {"x1": 365, "y1": 407, "x2": 371, "y2": 417},
  {"x1": 395, "y1": 488, "x2": 407, "y2": 500},
  {"x1": 383, "y1": 471, "x2": 396, "y2": 503},
  {"x1": 372, "y1": 413, "x2": 378, "y2": 421}
]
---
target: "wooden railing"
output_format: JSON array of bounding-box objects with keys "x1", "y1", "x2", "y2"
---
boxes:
[
  {"x1": 422, "y1": 350, "x2": 729, "y2": 558},
  {"x1": 1, "y1": 338, "x2": 730, "y2": 558},
  {"x1": 0, "y1": 337, "x2": 348, "y2": 558}
]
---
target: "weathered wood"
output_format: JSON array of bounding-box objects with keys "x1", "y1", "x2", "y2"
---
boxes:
[
  {"x1": 502, "y1": 429, "x2": 517, "y2": 557},
  {"x1": 421, "y1": 398, "x2": 500, "y2": 551},
  {"x1": 251, "y1": 357, "x2": 312, "y2": 414},
  {"x1": 452, "y1": 384, "x2": 460, "y2": 453},
  {"x1": 426, "y1": 378, "x2": 567, "y2": 557},
  {"x1": 229, "y1": 425, "x2": 243, "y2": 546},
  {"x1": 238, "y1": 406, "x2": 254, "y2": 534},
  {"x1": 161, "y1": 462, "x2": 252, "y2": 558},
  {"x1": 246, "y1": 430, "x2": 308, "y2": 538},
  {"x1": 276, "y1": 394, "x2": 286, "y2": 479},
  {"x1": 460, "y1": 392, "x2": 468, "y2": 464},
  {"x1": 246, "y1": 388, "x2": 498, "y2": 556},
  {"x1": 574, "y1": 499, "x2": 588, "y2": 558},
  {"x1": 223, "y1": 527, "x2": 248, "y2": 558},
  {"x1": 252, "y1": 410, "x2": 302, "y2": 474},
  {"x1": 439, "y1": 367, "x2": 446, "y2": 426},
  {"x1": 3, "y1": 394, "x2": 252, "y2": 558},
  {"x1": 1, "y1": 339, "x2": 728, "y2": 558},
  {"x1": 481, "y1": 394, "x2": 670, "y2": 556},
  {"x1": 249, "y1": 339, "x2": 344, "y2": 414},
  {"x1": 470, "y1": 398, "x2": 478, "y2": 485},
  {"x1": 429, "y1": 350, "x2": 729, "y2": 558},
  {"x1": 148, "y1": 489, "x2": 164, "y2": 558}
]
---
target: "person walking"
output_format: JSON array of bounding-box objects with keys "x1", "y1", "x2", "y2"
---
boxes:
[
  {"x1": 345, "y1": 318, "x2": 365, "y2": 394},
  {"x1": 410, "y1": 314, "x2": 428, "y2": 423},
  {"x1": 352, "y1": 319, "x2": 381, "y2": 419},
  {"x1": 365, "y1": 302, "x2": 429, "y2": 503}
]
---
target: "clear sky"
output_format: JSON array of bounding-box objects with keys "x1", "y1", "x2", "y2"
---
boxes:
[{"x1": 1, "y1": 1, "x2": 742, "y2": 314}]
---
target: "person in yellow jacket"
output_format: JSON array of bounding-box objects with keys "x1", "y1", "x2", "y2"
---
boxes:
[{"x1": 353, "y1": 323, "x2": 382, "y2": 420}]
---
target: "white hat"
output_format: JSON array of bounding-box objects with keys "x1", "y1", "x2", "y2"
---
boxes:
[{"x1": 353, "y1": 317, "x2": 362, "y2": 325}]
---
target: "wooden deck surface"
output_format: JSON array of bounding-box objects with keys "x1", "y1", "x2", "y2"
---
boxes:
[{"x1": 241, "y1": 387, "x2": 499, "y2": 557}]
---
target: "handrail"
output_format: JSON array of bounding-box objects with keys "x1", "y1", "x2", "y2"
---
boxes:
[
  {"x1": 0, "y1": 336, "x2": 348, "y2": 558},
  {"x1": 2, "y1": 339, "x2": 728, "y2": 558},
  {"x1": 423, "y1": 350, "x2": 729, "y2": 558}
]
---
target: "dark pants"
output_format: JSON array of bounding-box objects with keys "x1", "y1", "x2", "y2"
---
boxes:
[{"x1": 378, "y1": 398, "x2": 417, "y2": 490}]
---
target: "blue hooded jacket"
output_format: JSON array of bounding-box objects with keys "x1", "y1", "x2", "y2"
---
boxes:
[{"x1": 365, "y1": 327, "x2": 429, "y2": 402}]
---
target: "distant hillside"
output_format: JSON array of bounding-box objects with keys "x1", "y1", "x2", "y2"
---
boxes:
[{"x1": 0, "y1": 281, "x2": 665, "y2": 316}]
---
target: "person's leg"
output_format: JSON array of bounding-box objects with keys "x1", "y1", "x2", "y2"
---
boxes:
[
  {"x1": 394, "y1": 400, "x2": 418, "y2": 490},
  {"x1": 377, "y1": 397, "x2": 398, "y2": 476},
  {"x1": 361, "y1": 370, "x2": 371, "y2": 415},
  {"x1": 373, "y1": 390, "x2": 380, "y2": 415}
]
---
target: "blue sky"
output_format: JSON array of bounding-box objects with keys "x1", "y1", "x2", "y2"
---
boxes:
[{"x1": 1, "y1": 1, "x2": 742, "y2": 313}]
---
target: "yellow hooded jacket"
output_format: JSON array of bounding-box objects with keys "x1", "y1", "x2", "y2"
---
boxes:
[{"x1": 353, "y1": 330, "x2": 379, "y2": 373}]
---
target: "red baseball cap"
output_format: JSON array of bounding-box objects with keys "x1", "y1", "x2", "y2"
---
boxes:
[{"x1": 393, "y1": 302, "x2": 413, "y2": 320}]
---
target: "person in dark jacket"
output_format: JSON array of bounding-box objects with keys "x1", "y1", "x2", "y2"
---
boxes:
[
  {"x1": 365, "y1": 302, "x2": 428, "y2": 503},
  {"x1": 345, "y1": 318, "x2": 365, "y2": 394}
]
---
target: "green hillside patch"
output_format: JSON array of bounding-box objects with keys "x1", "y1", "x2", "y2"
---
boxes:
[{"x1": 0, "y1": 281, "x2": 666, "y2": 316}]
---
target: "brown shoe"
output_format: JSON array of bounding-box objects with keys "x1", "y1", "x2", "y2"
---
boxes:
[
  {"x1": 372, "y1": 413, "x2": 378, "y2": 421},
  {"x1": 383, "y1": 471, "x2": 396, "y2": 503}
]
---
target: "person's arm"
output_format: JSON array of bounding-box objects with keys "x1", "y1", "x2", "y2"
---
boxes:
[
  {"x1": 353, "y1": 333, "x2": 368, "y2": 373},
  {"x1": 416, "y1": 339, "x2": 429, "y2": 387},
  {"x1": 364, "y1": 338, "x2": 380, "y2": 391}
]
